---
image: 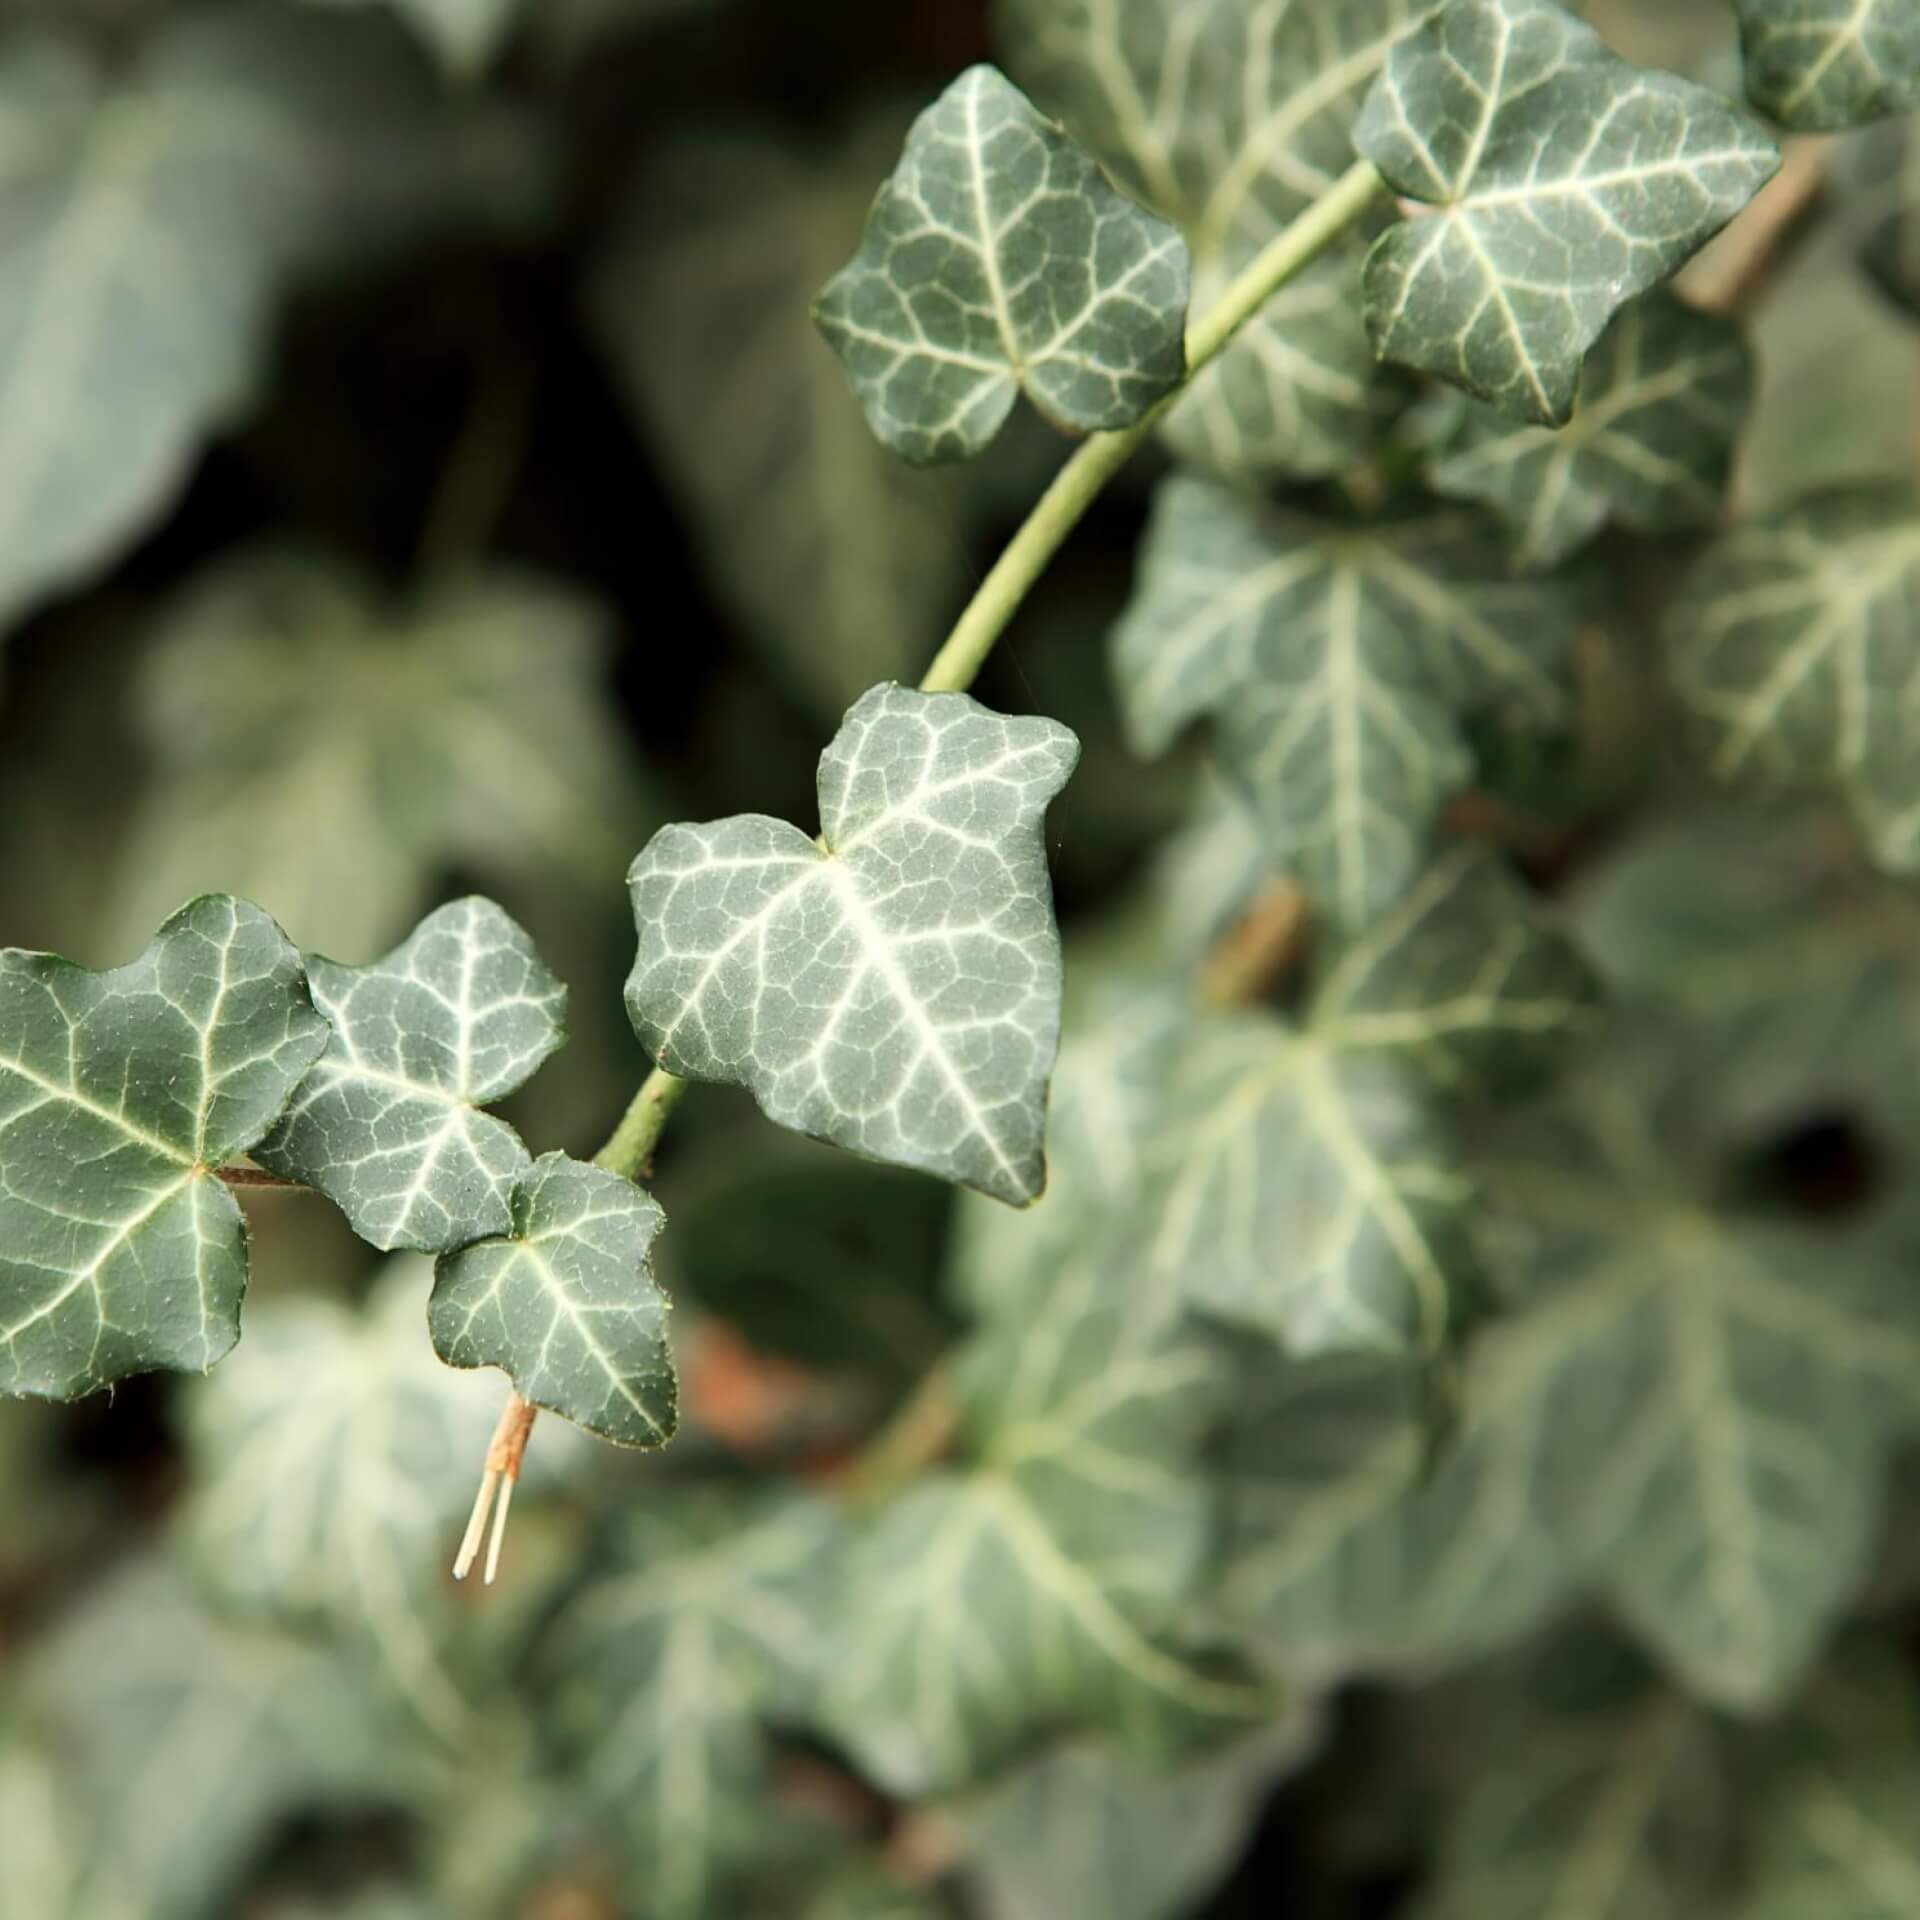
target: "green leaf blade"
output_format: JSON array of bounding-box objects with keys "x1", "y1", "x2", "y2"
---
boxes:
[
  {"x1": 1737, "y1": 0, "x2": 1920, "y2": 132},
  {"x1": 1429, "y1": 292, "x2": 1754, "y2": 569},
  {"x1": 626, "y1": 684, "x2": 1079, "y2": 1205},
  {"x1": 1355, "y1": 0, "x2": 1779, "y2": 425},
  {"x1": 1666, "y1": 488, "x2": 1920, "y2": 874},
  {"x1": 1113, "y1": 477, "x2": 1576, "y2": 931},
  {"x1": 0, "y1": 896, "x2": 328, "y2": 1400},
  {"x1": 814, "y1": 65, "x2": 1190, "y2": 463},
  {"x1": 429, "y1": 1151, "x2": 676, "y2": 1447},
  {"x1": 255, "y1": 898, "x2": 565, "y2": 1254}
]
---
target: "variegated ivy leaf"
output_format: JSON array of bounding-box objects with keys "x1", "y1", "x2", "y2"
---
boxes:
[
  {"x1": 1137, "y1": 850, "x2": 1595, "y2": 1359},
  {"x1": 182, "y1": 1259, "x2": 570, "y2": 1742},
  {"x1": 626, "y1": 684, "x2": 1079, "y2": 1206},
  {"x1": 998, "y1": 0, "x2": 1428, "y2": 481},
  {"x1": 1428, "y1": 292, "x2": 1753, "y2": 570},
  {"x1": 816, "y1": 1241, "x2": 1269, "y2": 1796},
  {"x1": 543, "y1": 1489, "x2": 845, "y2": 1920},
  {"x1": 813, "y1": 65, "x2": 1190, "y2": 463},
  {"x1": 1667, "y1": 487, "x2": 1920, "y2": 875},
  {"x1": 1736, "y1": 0, "x2": 1920, "y2": 132},
  {"x1": 1355, "y1": 0, "x2": 1779, "y2": 425},
  {"x1": 1414, "y1": 1667, "x2": 1735, "y2": 1919},
  {"x1": 1469, "y1": 1030, "x2": 1920, "y2": 1710},
  {"x1": 25, "y1": 1555, "x2": 423, "y2": 1920},
  {"x1": 0, "y1": 896, "x2": 328, "y2": 1402},
  {"x1": 961, "y1": 1725, "x2": 1319, "y2": 1920},
  {"x1": 429, "y1": 1151, "x2": 676, "y2": 1447},
  {"x1": 1113, "y1": 476, "x2": 1578, "y2": 933},
  {"x1": 254, "y1": 899, "x2": 565, "y2": 1254}
]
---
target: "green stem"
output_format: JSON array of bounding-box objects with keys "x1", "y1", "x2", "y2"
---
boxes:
[
  {"x1": 592, "y1": 1065, "x2": 690, "y2": 1181},
  {"x1": 918, "y1": 156, "x2": 1384, "y2": 698}
]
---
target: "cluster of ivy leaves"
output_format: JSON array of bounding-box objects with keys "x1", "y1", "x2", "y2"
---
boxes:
[{"x1": 5, "y1": 0, "x2": 1920, "y2": 1917}]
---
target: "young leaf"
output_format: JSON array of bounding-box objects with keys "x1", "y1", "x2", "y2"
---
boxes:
[
  {"x1": 254, "y1": 899, "x2": 565, "y2": 1255},
  {"x1": 1428, "y1": 292, "x2": 1753, "y2": 570},
  {"x1": 543, "y1": 1490, "x2": 846, "y2": 1920},
  {"x1": 816, "y1": 1242, "x2": 1268, "y2": 1795},
  {"x1": 429, "y1": 1152, "x2": 676, "y2": 1447},
  {"x1": 1134, "y1": 852, "x2": 1595, "y2": 1359},
  {"x1": 1113, "y1": 477, "x2": 1577, "y2": 933},
  {"x1": 1666, "y1": 487, "x2": 1920, "y2": 875},
  {"x1": 594, "y1": 128, "x2": 973, "y2": 718},
  {"x1": 113, "y1": 551, "x2": 648, "y2": 960},
  {"x1": 1354, "y1": 0, "x2": 1780, "y2": 425},
  {"x1": 0, "y1": 896, "x2": 328, "y2": 1402},
  {"x1": 1736, "y1": 0, "x2": 1920, "y2": 132},
  {"x1": 626, "y1": 684, "x2": 1079, "y2": 1206},
  {"x1": 813, "y1": 65, "x2": 1191, "y2": 463},
  {"x1": 997, "y1": 0, "x2": 1429, "y2": 481},
  {"x1": 1471, "y1": 1032, "x2": 1920, "y2": 1709}
]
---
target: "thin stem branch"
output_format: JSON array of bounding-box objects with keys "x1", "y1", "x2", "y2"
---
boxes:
[
  {"x1": 592, "y1": 1065, "x2": 689, "y2": 1182},
  {"x1": 918, "y1": 157, "x2": 1384, "y2": 698}
]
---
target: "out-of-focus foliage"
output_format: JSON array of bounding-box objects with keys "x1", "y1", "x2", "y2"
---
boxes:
[{"x1": 4, "y1": 0, "x2": 1920, "y2": 1917}]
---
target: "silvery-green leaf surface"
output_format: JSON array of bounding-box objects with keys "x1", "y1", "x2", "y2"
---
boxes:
[
  {"x1": 254, "y1": 899, "x2": 565, "y2": 1254},
  {"x1": 1428, "y1": 292, "x2": 1752, "y2": 570},
  {"x1": 309, "y1": 0, "x2": 519, "y2": 73},
  {"x1": 627, "y1": 684, "x2": 1078, "y2": 1206},
  {"x1": 0, "y1": 896, "x2": 327, "y2": 1402},
  {"x1": 1736, "y1": 0, "x2": 1920, "y2": 131},
  {"x1": 814, "y1": 65, "x2": 1190, "y2": 463},
  {"x1": 0, "y1": 1732, "x2": 134, "y2": 1920},
  {"x1": 1666, "y1": 487, "x2": 1920, "y2": 874},
  {"x1": 429, "y1": 1151, "x2": 675, "y2": 1447},
  {"x1": 1115, "y1": 474, "x2": 1577, "y2": 933},
  {"x1": 1135, "y1": 851, "x2": 1595, "y2": 1359},
  {"x1": 1414, "y1": 1678, "x2": 1733, "y2": 1919},
  {"x1": 1469, "y1": 1032, "x2": 1920, "y2": 1709},
  {"x1": 114, "y1": 550, "x2": 647, "y2": 960},
  {"x1": 1355, "y1": 0, "x2": 1779, "y2": 425},
  {"x1": 594, "y1": 128, "x2": 973, "y2": 720},
  {"x1": 997, "y1": 0, "x2": 1429, "y2": 481},
  {"x1": 961, "y1": 1724, "x2": 1320, "y2": 1920},
  {"x1": 181, "y1": 1259, "x2": 561, "y2": 1742},
  {"x1": 815, "y1": 1240, "x2": 1268, "y2": 1796},
  {"x1": 544, "y1": 1489, "x2": 845, "y2": 1920},
  {"x1": 24, "y1": 1555, "x2": 423, "y2": 1920}
]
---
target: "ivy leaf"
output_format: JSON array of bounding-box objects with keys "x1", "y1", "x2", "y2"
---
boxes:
[
  {"x1": 1666, "y1": 487, "x2": 1920, "y2": 875},
  {"x1": 429, "y1": 1152, "x2": 675, "y2": 1447},
  {"x1": 181, "y1": 1259, "x2": 565, "y2": 1741},
  {"x1": 0, "y1": 896, "x2": 328, "y2": 1402},
  {"x1": 816, "y1": 1243, "x2": 1269, "y2": 1796},
  {"x1": 1855, "y1": 117, "x2": 1920, "y2": 323},
  {"x1": 1428, "y1": 292, "x2": 1753, "y2": 570},
  {"x1": 1134, "y1": 851, "x2": 1594, "y2": 1359},
  {"x1": 114, "y1": 550, "x2": 648, "y2": 960},
  {"x1": 813, "y1": 65, "x2": 1191, "y2": 463},
  {"x1": 254, "y1": 899, "x2": 565, "y2": 1255},
  {"x1": 1354, "y1": 0, "x2": 1779, "y2": 425},
  {"x1": 594, "y1": 127, "x2": 978, "y2": 721},
  {"x1": 960, "y1": 1727, "x2": 1318, "y2": 1920},
  {"x1": 24, "y1": 1555, "x2": 423, "y2": 1920},
  {"x1": 997, "y1": 0, "x2": 1429, "y2": 481},
  {"x1": 1113, "y1": 477, "x2": 1577, "y2": 933},
  {"x1": 1469, "y1": 1030, "x2": 1920, "y2": 1709},
  {"x1": 1736, "y1": 0, "x2": 1920, "y2": 132},
  {"x1": 626, "y1": 684, "x2": 1079, "y2": 1206},
  {"x1": 1414, "y1": 1665, "x2": 1734, "y2": 1919},
  {"x1": 544, "y1": 1489, "x2": 845, "y2": 1920},
  {"x1": 309, "y1": 0, "x2": 520, "y2": 74}
]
